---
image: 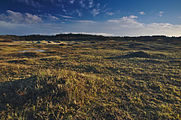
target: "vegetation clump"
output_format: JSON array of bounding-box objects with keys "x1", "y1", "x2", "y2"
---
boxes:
[
  {"x1": 9, "y1": 52, "x2": 43, "y2": 58},
  {"x1": 123, "y1": 51, "x2": 151, "y2": 58}
]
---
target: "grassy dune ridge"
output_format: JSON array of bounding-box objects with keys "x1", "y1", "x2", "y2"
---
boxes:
[{"x1": 0, "y1": 36, "x2": 181, "y2": 119}]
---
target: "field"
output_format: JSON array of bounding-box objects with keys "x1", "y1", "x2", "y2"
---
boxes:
[{"x1": 0, "y1": 37, "x2": 181, "y2": 119}]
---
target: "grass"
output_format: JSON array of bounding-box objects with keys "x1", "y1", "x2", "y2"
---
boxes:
[{"x1": 0, "y1": 39, "x2": 181, "y2": 119}]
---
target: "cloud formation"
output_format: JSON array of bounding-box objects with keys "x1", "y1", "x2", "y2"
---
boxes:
[
  {"x1": 47, "y1": 14, "x2": 59, "y2": 20},
  {"x1": 16, "y1": 0, "x2": 41, "y2": 7},
  {"x1": 107, "y1": 15, "x2": 142, "y2": 28},
  {"x1": 59, "y1": 15, "x2": 73, "y2": 19},
  {"x1": 139, "y1": 11, "x2": 145, "y2": 15},
  {"x1": 0, "y1": 10, "x2": 42, "y2": 24},
  {"x1": 15, "y1": 0, "x2": 104, "y2": 17},
  {"x1": 159, "y1": 11, "x2": 164, "y2": 17},
  {"x1": 76, "y1": 20, "x2": 96, "y2": 24},
  {"x1": 1, "y1": 15, "x2": 181, "y2": 36},
  {"x1": 91, "y1": 9, "x2": 100, "y2": 16},
  {"x1": 106, "y1": 12, "x2": 114, "y2": 16}
]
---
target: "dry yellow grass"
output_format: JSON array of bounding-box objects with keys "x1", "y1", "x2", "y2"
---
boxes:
[{"x1": 0, "y1": 38, "x2": 181, "y2": 119}]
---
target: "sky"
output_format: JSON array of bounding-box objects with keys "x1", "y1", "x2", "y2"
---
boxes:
[{"x1": 0, "y1": 0, "x2": 181, "y2": 36}]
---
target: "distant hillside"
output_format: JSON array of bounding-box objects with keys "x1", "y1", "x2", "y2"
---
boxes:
[{"x1": 0, "y1": 34, "x2": 181, "y2": 42}]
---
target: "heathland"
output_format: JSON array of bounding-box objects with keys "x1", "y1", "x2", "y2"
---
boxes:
[{"x1": 0, "y1": 34, "x2": 181, "y2": 119}]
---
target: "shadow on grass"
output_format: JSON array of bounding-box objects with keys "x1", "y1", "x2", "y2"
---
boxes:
[
  {"x1": 0, "y1": 76, "x2": 67, "y2": 111},
  {"x1": 107, "y1": 51, "x2": 169, "y2": 59},
  {"x1": 8, "y1": 52, "x2": 44, "y2": 58},
  {"x1": 7, "y1": 59, "x2": 28, "y2": 64}
]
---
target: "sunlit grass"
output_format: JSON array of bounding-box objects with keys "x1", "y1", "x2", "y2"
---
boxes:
[{"x1": 0, "y1": 39, "x2": 181, "y2": 119}]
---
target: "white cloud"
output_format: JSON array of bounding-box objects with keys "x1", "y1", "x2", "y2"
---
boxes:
[
  {"x1": 48, "y1": 14, "x2": 59, "y2": 20},
  {"x1": 129, "y1": 15, "x2": 138, "y2": 19},
  {"x1": 139, "y1": 11, "x2": 145, "y2": 15},
  {"x1": 91, "y1": 9, "x2": 100, "y2": 16},
  {"x1": 107, "y1": 15, "x2": 138, "y2": 23},
  {"x1": 76, "y1": 20, "x2": 96, "y2": 24},
  {"x1": 25, "y1": 13, "x2": 42, "y2": 24},
  {"x1": 106, "y1": 12, "x2": 114, "y2": 16},
  {"x1": 76, "y1": 10, "x2": 82, "y2": 17},
  {"x1": 159, "y1": 11, "x2": 164, "y2": 17},
  {"x1": 0, "y1": 10, "x2": 42, "y2": 24},
  {"x1": 79, "y1": 0, "x2": 86, "y2": 8},
  {"x1": 16, "y1": 0, "x2": 41, "y2": 7},
  {"x1": 60, "y1": 15, "x2": 73, "y2": 19},
  {"x1": 70, "y1": 0, "x2": 75, "y2": 4},
  {"x1": 1, "y1": 15, "x2": 181, "y2": 37},
  {"x1": 15, "y1": 0, "x2": 106, "y2": 19},
  {"x1": 63, "y1": 17, "x2": 181, "y2": 36},
  {"x1": 89, "y1": 0, "x2": 94, "y2": 8},
  {"x1": 6, "y1": 10, "x2": 24, "y2": 23},
  {"x1": 107, "y1": 15, "x2": 142, "y2": 28}
]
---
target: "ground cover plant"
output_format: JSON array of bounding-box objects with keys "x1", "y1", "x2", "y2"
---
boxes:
[{"x1": 0, "y1": 35, "x2": 181, "y2": 119}]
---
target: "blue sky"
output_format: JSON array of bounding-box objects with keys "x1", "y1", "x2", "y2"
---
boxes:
[{"x1": 0, "y1": 0, "x2": 181, "y2": 36}]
